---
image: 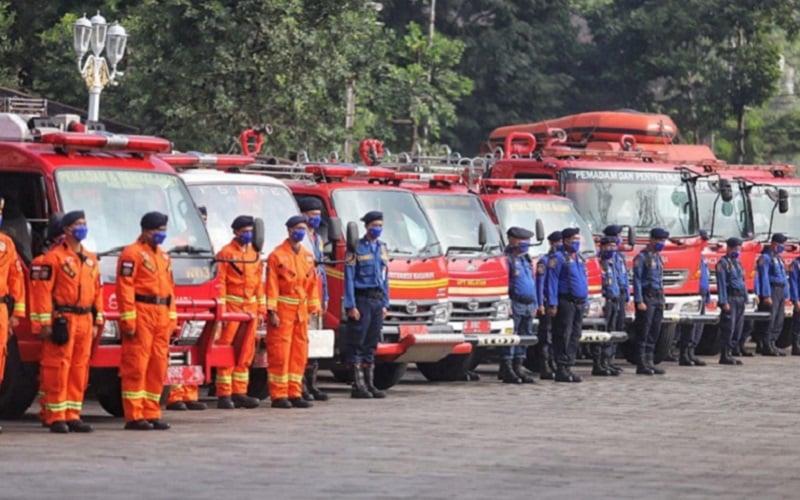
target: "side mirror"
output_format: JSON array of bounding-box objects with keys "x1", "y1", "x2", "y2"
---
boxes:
[
  {"x1": 328, "y1": 216, "x2": 343, "y2": 243},
  {"x1": 627, "y1": 226, "x2": 635, "y2": 247},
  {"x1": 252, "y1": 217, "x2": 265, "y2": 253},
  {"x1": 535, "y1": 218, "x2": 545, "y2": 243},
  {"x1": 719, "y1": 179, "x2": 734, "y2": 203},
  {"x1": 779, "y1": 188, "x2": 789, "y2": 214},
  {"x1": 346, "y1": 221, "x2": 359, "y2": 252},
  {"x1": 478, "y1": 222, "x2": 487, "y2": 247}
]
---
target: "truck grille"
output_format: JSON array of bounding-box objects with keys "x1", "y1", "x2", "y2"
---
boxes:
[
  {"x1": 450, "y1": 298, "x2": 497, "y2": 321},
  {"x1": 384, "y1": 299, "x2": 437, "y2": 325},
  {"x1": 709, "y1": 270, "x2": 717, "y2": 288},
  {"x1": 663, "y1": 269, "x2": 689, "y2": 289}
]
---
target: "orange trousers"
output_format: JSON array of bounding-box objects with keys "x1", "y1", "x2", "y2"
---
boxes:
[
  {"x1": 39, "y1": 313, "x2": 93, "y2": 424},
  {"x1": 216, "y1": 304, "x2": 258, "y2": 397},
  {"x1": 266, "y1": 312, "x2": 308, "y2": 400},
  {"x1": 120, "y1": 304, "x2": 170, "y2": 422},
  {"x1": 166, "y1": 384, "x2": 199, "y2": 404},
  {"x1": 0, "y1": 306, "x2": 7, "y2": 389}
]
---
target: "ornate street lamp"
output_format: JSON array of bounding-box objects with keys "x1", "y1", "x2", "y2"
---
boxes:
[{"x1": 73, "y1": 12, "x2": 127, "y2": 122}]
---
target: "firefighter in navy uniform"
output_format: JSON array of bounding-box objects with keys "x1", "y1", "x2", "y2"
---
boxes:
[
  {"x1": 755, "y1": 233, "x2": 789, "y2": 356},
  {"x1": 632, "y1": 228, "x2": 668, "y2": 376},
  {"x1": 717, "y1": 237, "x2": 747, "y2": 365},
  {"x1": 532, "y1": 231, "x2": 562, "y2": 380},
  {"x1": 603, "y1": 225, "x2": 629, "y2": 374},
  {"x1": 545, "y1": 227, "x2": 588, "y2": 383},
  {"x1": 593, "y1": 236, "x2": 620, "y2": 376},
  {"x1": 678, "y1": 230, "x2": 711, "y2": 367},
  {"x1": 344, "y1": 211, "x2": 390, "y2": 399},
  {"x1": 499, "y1": 227, "x2": 537, "y2": 384},
  {"x1": 788, "y1": 251, "x2": 800, "y2": 355}
]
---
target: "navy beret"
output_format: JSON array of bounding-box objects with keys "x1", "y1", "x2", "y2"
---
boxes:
[
  {"x1": 47, "y1": 213, "x2": 63, "y2": 240},
  {"x1": 562, "y1": 227, "x2": 580, "y2": 239},
  {"x1": 547, "y1": 231, "x2": 563, "y2": 243},
  {"x1": 298, "y1": 197, "x2": 323, "y2": 212},
  {"x1": 600, "y1": 236, "x2": 617, "y2": 245},
  {"x1": 231, "y1": 215, "x2": 255, "y2": 230},
  {"x1": 285, "y1": 215, "x2": 307, "y2": 228},
  {"x1": 726, "y1": 237, "x2": 743, "y2": 247},
  {"x1": 198, "y1": 206, "x2": 207, "y2": 217},
  {"x1": 699, "y1": 229, "x2": 709, "y2": 241},
  {"x1": 772, "y1": 233, "x2": 787, "y2": 243},
  {"x1": 650, "y1": 227, "x2": 669, "y2": 239},
  {"x1": 506, "y1": 226, "x2": 534, "y2": 239},
  {"x1": 361, "y1": 211, "x2": 383, "y2": 224},
  {"x1": 141, "y1": 211, "x2": 168, "y2": 230},
  {"x1": 61, "y1": 210, "x2": 85, "y2": 228},
  {"x1": 602, "y1": 225, "x2": 623, "y2": 237}
]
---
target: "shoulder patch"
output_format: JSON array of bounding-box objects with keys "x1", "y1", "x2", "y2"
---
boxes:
[
  {"x1": 548, "y1": 258, "x2": 557, "y2": 268},
  {"x1": 31, "y1": 264, "x2": 52, "y2": 281},
  {"x1": 536, "y1": 262, "x2": 545, "y2": 273},
  {"x1": 120, "y1": 260, "x2": 135, "y2": 277},
  {"x1": 61, "y1": 263, "x2": 76, "y2": 278}
]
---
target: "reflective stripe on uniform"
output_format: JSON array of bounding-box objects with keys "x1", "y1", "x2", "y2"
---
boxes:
[
  {"x1": 14, "y1": 302, "x2": 25, "y2": 313},
  {"x1": 144, "y1": 391, "x2": 162, "y2": 402},
  {"x1": 216, "y1": 375, "x2": 232, "y2": 384},
  {"x1": 65, "y1": 401, "x2": 83, "y2": 410},
  {"x1": 267, "y1": 373, "x2": 289, "y2": 383},
  {"x1": 288, "y1": 373, "x2": 304, "y2": 383},
  {"x1": 45, "y1": 401, "x2": 68, "y2": 411},
  {"x1": 120, "y1": 311, "x2": 136, "y2": 321},
  {"x1": 122, "y1": 390, "x2": 146, "y2": 400},
  {"x1": 277, "y1": 296, "x2": 300, "y2": 305},
  {"x1": 231, "y1": 372, "x2": 249, "y2": 381}
]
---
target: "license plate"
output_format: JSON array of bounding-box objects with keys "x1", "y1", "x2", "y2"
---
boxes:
[
  {"x1": 463, "y1": 320, "x2": 490, "y2": 334},
  {"x1": 399, "y1": 324, "x2": 428, "y2": 339}
]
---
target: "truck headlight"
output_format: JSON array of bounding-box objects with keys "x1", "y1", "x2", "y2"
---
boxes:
[
  {"x1": 101, "y1": 320, "x2": 119, "y2": 339},
  {"x1": 493, "y1": 299, "x2": 511, "y2": 320},
  {"x1": 680, "y1": 300, "x2": 702, "y2": 314},
  {"x1": 431, "y1": 303, "x2": 450, "y2": 324},
  {"x1": 179, "y1": 320, "x2": 205, "y2": 339},
  {"x1": 585, "y1": 295, "x2": 604, "y2": 318}
]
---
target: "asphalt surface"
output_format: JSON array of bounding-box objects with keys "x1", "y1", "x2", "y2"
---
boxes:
[{"x1": 2, "y1": 350, "x2": 800, "y2": 499}]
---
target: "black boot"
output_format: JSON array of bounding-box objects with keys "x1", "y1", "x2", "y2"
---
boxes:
[
  {"x1": 217, "y1": 396, "x2": 235, "y2": 409},
  {"x1": 512, "y1": 358, "x2": 536, "y2": 383},
  {"x1": 688, "y1": 347, "x2": 706, "y2": 366},
  {"x1": 636, "y1": 349, "x2": 654, "y2": 375},
  {"x1": 66, "y1": 419, "x2": 94, "y2": 433},
  {"x1": 231, "y1": 394, "x2": 260, "y2": 409},
  {"x1": 606, "y1": 353, "x2": 624, "y2": 375},
  {"x1": 301, "y1": 373, "x2": 314, "y2": 402},
  {"x1": 364, "y1": 364, "x2": 386, "y2": 398},
  {"x1": 305, "y1": 365, "x2": 329, "y2": 401},
  {"x1": 601, "y1": 354, "x2": 620, "y2": 376},
  {"x1": 499, "y1": 359, "x2": 522, "y2": 384},
  {"x1": 554, "y1": 365, "x2": 576, "y2": 382},
  {"x1": 647, "y1": 353, "x2": 665, "y2": 375},
  {"x1": 592, "y1": 354, "x2": 611, "y2": 376},
  {"x1": 719, "y1": 348, "x2": 742, "y2": 365},
  {"x1": 793, "y1": 336, "x2": 800, "y2": 356},
  {"x1": 663, "y1": 343, "x2": 678, "y2": 363},
  {"x1": 350, "y1": 365, "x2": 373, "y2": 399},
  {"x1": 539, "y1": 351, "x2": 555, "y2": 380},
  {"x1": 679, "y1": 346, "x2": 694, "y2": 366},
  {"x1": 772, "y1": 340, "x2": 786, "y2": 356},
  {"x1": 762, "y1": 340, "x2": 779, "y2": 356}
]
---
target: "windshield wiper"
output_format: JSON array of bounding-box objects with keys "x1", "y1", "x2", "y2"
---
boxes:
[
  {"x1": 168, "y1": 245, "x2": 212, "y2": 255},
  {"x1": 388, "y1": 247, "x2": 414, "y2": 255},
  {"x1": 96, "y1": 245, "x2": 127, "y2": 257},
  {"x1": 418, "y1": 241, "x2": 441, "y2": 255}
]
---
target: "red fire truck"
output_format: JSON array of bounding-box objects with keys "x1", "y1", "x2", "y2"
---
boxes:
[{"x1": 0, "y1": 103, "x2": 254, "y2": 418}]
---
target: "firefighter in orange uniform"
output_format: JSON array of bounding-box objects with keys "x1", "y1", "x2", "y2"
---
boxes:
[
  {"x1": 0, "y1": 197, "x2": 26, "y2": 434},
  {"x1": 214, "y1": 215, "x2": 263, "y2": 409},
  {"x1": 266, "y1": 215, "x2": 320, "y2": 408},
  {"x1": 30, "y1": 211, "x2": 102, "y2": 433},
  {"x1": 116, "y1": 212, "x2": 177, "y2": 430}
]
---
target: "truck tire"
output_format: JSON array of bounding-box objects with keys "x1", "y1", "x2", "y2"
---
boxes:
[
  {"x1": 247, "y1": 367, "x2": 269, "y2": 400},
  {"x1": 373, "y1": 362, "x2": 407, "y2": 390},
  {"x1": 0, "y1": 337, "x2": 39, "y2": 419},
  {"x1": 91, "y1": 368, "x2": 124, "y2": 418},
  {"x1": 653, "y1": 323, "x2": 676, "y2": 364},
  {"x1": 416, "y1": 353, "x2": 474, "y2": 382},
  {"x1": 696, "y1": 324, "x2": 721, "y2": 356},
  {"x1": 331, "y1": 366, "x2": 353, "y2": 384}
]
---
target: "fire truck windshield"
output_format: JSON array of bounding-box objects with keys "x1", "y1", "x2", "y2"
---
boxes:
[
  {"x1": 331, "y1": 188, "x2": 441, "y2": 257},
  {"x1": 561, "y1": 168, "x2": 697, "y2": 237},
  {"x1": 494, "y1": 197, "x2": 597, "y2": 258},
  {"x1": 696, "y1": 179, "x2": 752, "y2": 239},
  {"x1": 416, "y1": 193, "x2": 502, "y2": 255},
  {"x1": 751, "y1": 185, "x2": 800, "y2": 240},
  {"x1": 56, "y1": 169, "x2": 212, "y2": 285},
  {"x1": 187, "y1": 183, "x2": 300, "y2": 252}
]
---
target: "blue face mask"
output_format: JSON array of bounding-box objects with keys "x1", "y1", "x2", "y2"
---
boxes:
[
  {"x1": 368, "y1": 226, "x2": 383, "y2": 239},
  {"x1": 654, "y1": 241, "x2": 665, "y2": 252},
  {"x1": 556, "y1": 243, "x2": 565, "y2": 251},
  {"x1": 237, "y1": 231, "x2": 253, "y2": 245},
  {"x1": 291, "y1": 229, "x2": 306, "y2": 243},
  {"x1": 307, "y1": 215, "x2": 321, "y2": 229},
  {"x1": 0, "y1": 216, "x2": 3, "y2": 227},
  {"x1": 570, "y1": 240, "x2": 580, "y2": 253},
  {"x1": 71, "y1": 225, "x2": 88, "y2": 242},
  {"x1": 729, "y1": 250, "x2": 740, "y2": 259},
  {"x1": 152, "y1": 230, "x2": 167, "y2": 245},
  {"x1": 517, "y1": 241, "x2": 531, "y2": 253},
  {"x1": 776, "y1": 244, "x2": 786, "y2": 253},
  {"x1": 601, "y1": 249, "x2": 615, "y2": 260}
]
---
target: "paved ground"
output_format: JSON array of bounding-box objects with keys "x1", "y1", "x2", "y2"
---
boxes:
[{"x1": 2, "y1": 351, "x2": 800, "y2": 499}]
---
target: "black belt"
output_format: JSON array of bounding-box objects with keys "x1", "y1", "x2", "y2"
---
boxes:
[
  {"x1": 558, "y1": 294, "x2": 587, "y2": 304},
  {"x1": 643, "y1": 288, "x2": 664, "y2": 299},
  {"x1": 770, "y1": 283, "x2": 785, "y2": 288},
  {"x1": 727, "y1": 290, "x2": 746, "y2": 297},
  {"x1": 55, "y1": 304, "x2": 93, "y2": 314},
  {"x1": 135, "y1": 294, "x2": 172, "y2": 306},
  {"x1": 0, "y1": 294, "x2": 10, "y2": 308},
  {"x1": 355, "y1": 288, "x2": 384, "y2": 300},
  {"x1": 511, "y1": 295, "x2": 535, "y2": 305}
]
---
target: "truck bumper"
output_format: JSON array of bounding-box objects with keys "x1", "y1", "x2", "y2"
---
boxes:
[
  {"x1": 579, "y1": 330, "x2": 628, "y2": 343},
  {"x1": 376, "y1": 333, "x2": 470, "y2": 363}
]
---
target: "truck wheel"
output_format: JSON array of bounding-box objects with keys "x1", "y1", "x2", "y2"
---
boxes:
[
  {"x1": 247, "y1": 367, "x2": 269, "y2": 400},
  {"x1": 416, "y1": 353, "x2": 473, "y2": 382},
  {"x1": 331, "y1": 366, "x2": 353, "y2": 384},
  {"x1": 373, "y1": 362, "x2": 407, "y2": 390},
  {"x1": 695, "y1": 324, "x2": 720, "y2": 356},
  {"x1": 91, "y1": 368, "x2": 124, "y2": 418},
  {"x1": 653, "y1": 323, "x2": 676, "y2": 364},
  {"x1": 0, "y1": 337, "x2": 39, "y2": 419}
]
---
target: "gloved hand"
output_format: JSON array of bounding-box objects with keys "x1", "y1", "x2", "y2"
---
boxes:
[{"x1": 51, "y1": 318, "x2": 69, "y2": 346}]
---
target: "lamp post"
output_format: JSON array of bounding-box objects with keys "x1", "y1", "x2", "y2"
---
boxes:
[{"x1": 73, "y1": 12, "x2": 127, "y2": 122}]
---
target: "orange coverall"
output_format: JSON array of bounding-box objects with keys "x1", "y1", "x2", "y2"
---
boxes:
[
  {"x1": 30, "y1": 242, "x2": 103, "y2": 425},
  {"x1": 0, "y1": 233, "x2": 25, "y2": 387},
  {"x1": 116, "y1": 239, "x2": 177, "y2": 423},
  {"x1": 215, "y1": 239, "x2": 265, "y2": 397},
  {"x1": 266, "y1": 239, "x2": 319, "y2": 400}
]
